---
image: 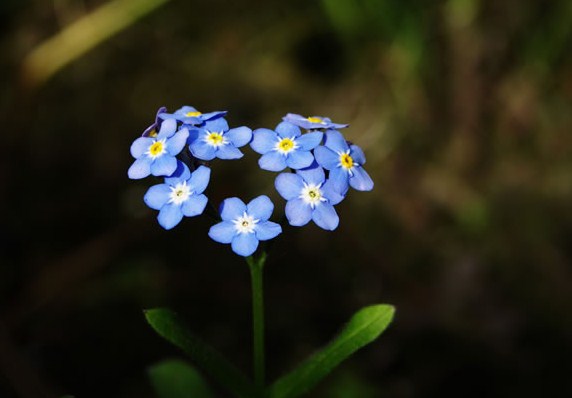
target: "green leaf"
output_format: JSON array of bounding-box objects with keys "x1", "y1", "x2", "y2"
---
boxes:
[
  {"x1": 268, "y1": 304, "x2": 395, "y2": 398},
  {"x1": 148, "y1": 359, "x2": 213, "y2": 398},
  {"x1": 145, "y1": 308, "x2": 256, "y2": 398}
]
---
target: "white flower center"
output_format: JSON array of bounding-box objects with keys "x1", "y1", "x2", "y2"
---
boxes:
[
  {"x1": 233, "y1": 212, "x2": 259, "y2": 234},
  {"x1": 275, "y1": 137, "x2": 298, "y2": 155},
  {"x1": 299, "y1": 182, "x2": 327, "y2": 208},
  {"x1": 204, "y1": 131, "x2": 227, "y2": 148},
  {"x1": 168, "y1": 181, "x2": 192, "y2": 205},
  {"x1": 146, "y1": 138, "x2": 167, "y2": 159}
]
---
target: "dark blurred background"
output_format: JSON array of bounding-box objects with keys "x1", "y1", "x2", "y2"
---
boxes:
[{"x1": 1, "y1": 0, "x2": 572, "y2": 397}]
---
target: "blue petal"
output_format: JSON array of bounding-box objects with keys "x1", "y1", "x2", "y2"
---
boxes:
[
  {"x1": 181, "y1": 194, "x2": 208, "y2": 217},
  {"x1": 156, "y1": 118, "x2": 178, "y2": 139},
  {"x1": 329, "y1": 167, "x2": 350, "y2": 193},
  {"x1": 186, "y1": 127, "x2": 201, "y2": 145},
  {"x1": 201, "y1": 110, "x2": 227, "y2": 121},
  {"x1": 150, "y1": 155, "x2": 177, "y2": 177},
  {"x1": 297, "y1": 163, "x2": 325, "y2": 185},
  {"x1": 250, "y1": 128, "x2": 278, "y2": 154},
  {"x1": 190, "y1": 140, "x2": 216, "y2": 161},
  {"x1": 208, "y1": 221, "x2": 236, "y2": 244},
  {"x1": 166, "y1": 128, "x2": 189, "y2": 156},
  {"x1": 130, "y1": 137, "x2": 154, "y2": 158},
  {"x1": 322, "y1": 179, "x2": 346, "y2": 205},
  {"x1": 259, "y1": 151, "x2": 287, "y2": 171},
  {"x1": 216, "y1": 144, "x2": 243, "y2": 160},
  {"x1": 286, "y1": 150, "x2": 314, "y2": 170},
  {"x1": 144, "y1": 184, "x2": 171, "y2": 210},
  {"x1": 314, "y1": 146, "x2": 339, "y2": 170},
  {"x1": 226, "y1": 126, "x2": 252, "y2": 147},
  {"x1": 349, "y1": 166, "x2": 374, "y2": 191},
  {"x1": 275, "y1": 122, "x2": 301, "y2": 138},
  {"x1": 189, "y1": 165, "x2": 210, "y2": 194},
  {"x1": 204, "y1": 117, "x2": 229, "y2": 132},
  {"x1": 165, "y1": 161, "x2": 191, "y2": 185},
  {"x1": 231, "y1": 233, "x2": 259, "y2": 257},
  {"x1": 296, "y1": 131, "x2": 323, "y2": 150},
  {"x1": 275, "y1": 173, "x2": 304, "y2": 200},
  {"x1": 312, "y1": 203, "x2": 339, "y2": 230},
  {"x1": 255, "y1": 221, "x2": 282, "y2": 241},
  {"x1": 158, "y1": 203, "x2": 184, "y2": 230},
  {"x1": 247, "y1": 195, "x2": 274, "y2": 221},
  {"x1": 324, "y1": 130, "x2": 349, "y2": 153},
  {"x1": 349, "y1": 144, "x2": 366, "y2": 165},
  {"x1": 285, "y1": 198, "x2": 312, "y2": 226},
  {"x1": 127, "y1": 157, "x2": 152, "y2": 179},
  {"x1": 220, "y1": 197, "x2": 246, "y2": 221}
]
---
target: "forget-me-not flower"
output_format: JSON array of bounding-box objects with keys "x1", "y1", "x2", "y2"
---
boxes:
[
  {"x1": 188, "y1": 117, "x2": 252, "y2": 161},
  {"x1": 314, "y1": 130, "x2": 373, "y2": 192},
  {"x1": 159, "y1": 105, "x2": 227, "y2": 126},
  {"x1": 144, "y1": 162, "x2": 210, "y2": 230},
  {"x1": 250, "y1": 121, "x2": 322, "y2": 171},
  {"x1": 275, "y1": 163, "x2": 345, "y2": 231},
  {"x1": 208, "y1": 196, "x2": 282, "y2": 257},
  {"x1": 282, "y1": 113, "x2": 348, "y2": 130},
  {"x1": 128, "y1": 118, "x2": 189, "y2": 179}
]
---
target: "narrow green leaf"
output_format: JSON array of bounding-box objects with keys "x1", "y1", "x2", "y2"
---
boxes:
[
  {"x1": 268, "y1": 304, "x2": 395, "y2": 398},
  {"x1": 149, "y1": 359, "x2": 213, "y2": 398},
  {"x1": 145, "y1": 308, "x2": 256, "y2": 398}
]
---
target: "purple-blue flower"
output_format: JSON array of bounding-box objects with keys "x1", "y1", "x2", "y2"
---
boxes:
[
  {"x1": 250, "y1": 122, "x2": 322, "y2": 171},
  {"x1": 142, "y1": 106, "x2": 167, "y2": 137},
  {"x1": 208, "y1": 196, "x2": 282, "y2": 257},
  {"x1": 159, "y1": 105, "x2": 227, "y2": 126},
  {"x1": 188, "y1": 117, "x2": 252, "y2": 161},
  {"x1": 274, "y1": 164, "x2": 345, "y2": 230},
  {"x1": 314, "y1": 130, "x2": 374, "y2": 193},
  {"x1": 282, "y1": 113, "x2": 348, "y2": 130},
  {"x1": 144, "y1": 162, "x2": 210, "y2": 230},
  {"x1": 128, "y1": 118, "x2": 189, "y2": 179}
]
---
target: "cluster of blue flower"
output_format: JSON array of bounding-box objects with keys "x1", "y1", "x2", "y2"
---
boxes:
[{"x1": 128, "y1": 106, "x2": 373, "y2": 256}]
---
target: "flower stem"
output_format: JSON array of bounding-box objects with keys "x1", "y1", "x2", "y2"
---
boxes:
[{"x1": 247, "y1": 252, "x2": 267, "y2": 396}]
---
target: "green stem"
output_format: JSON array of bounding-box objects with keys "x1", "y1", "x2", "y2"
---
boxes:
[{"x1": 247, "y1": 252, "x2": 267, "y2": 396}]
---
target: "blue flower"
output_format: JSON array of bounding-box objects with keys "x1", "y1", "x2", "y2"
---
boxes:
[
  {"x1": 314, "y1": 130, "x2": 374, "y2": 192},
  {"x1": 159, "y1": 105, "x2": 227, "y2": 126},
  {"x1": 208, "y1": 196, "x2": 282, "y2": 257},
  {"x1": 144, "y1": 162, "x2": 210, "y2": 230},
  {"x1": 274, "y1": 164, "x2": 345, "y2": 231},
  {"x1": 128, "y1": 118, "x2": 189, "y2": 179},
  {"x1": 282, "y1": 113, "x2": 348, "y2": 130},
  {"x1": 250, "y1": 122, "x2": 322, "y2": 171},
  {"x1": 142, "y1": 106, "x2": 167, "y2": 137},
  {"x1": 188, "y1": 117, "x2": 252, "y2": 161}
]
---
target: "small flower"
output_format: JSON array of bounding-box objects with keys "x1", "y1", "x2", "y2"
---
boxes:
[
  {"x1": 159, "y1": 105, "x2": 227, "y2": 126},
  {"x1": 188, "y1": 117, "x2": 252, "y2": 161},
  {"x1": 142, "y1": 106, "x2": 167, "y2": 137},
  {"x1": 208, "y1": 196, "x2": 282, "y2": 256},
  {"x1": 274, "y1": 163, "x2": 345, "y2": 230},
  {"x1": 314, "y1": 130, "x2": 374, "y2": 192},
  {"x1": 144, "y1": 162, "x2": 210, "y2": 229},
  {"x1": 128, "y1": 119, "x2": 189, "y2": 179},
  {"x1": 282, "y1": 113, "x2": 348, "y2": 130},
  {"x1": 250, "y1": 121, "x2": 322, "y2": 171}
]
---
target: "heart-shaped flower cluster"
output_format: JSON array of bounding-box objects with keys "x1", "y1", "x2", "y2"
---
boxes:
[{"x1": 128, "y1": 106, "x2": 373, "y2": 256}]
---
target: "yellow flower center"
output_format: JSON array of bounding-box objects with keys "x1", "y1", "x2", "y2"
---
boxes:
[
  {"x1": 206, "y1": 131, "x2": 225, "y2": 147},
  {"x1": 340, "y1": 153, "x2": 354, "y2": 169},
  {"x1": 148, "y1": 141, "x2": 165, "y2": 157},
  {"x1": 148, "y1": 128, "x2": 158, "y2": 138},
  {"x1": 185, "y1": 111, "x2": 202, "y2": 117},
  {"x1": 308, "y1": 190, "x2": 319, "y2": 199},
  {"x1": 307, "y1": 116, "x2": 324, "y2": 124},
  {"x1": 278, "y1": 138, "x2": 295, "y2": 153}
]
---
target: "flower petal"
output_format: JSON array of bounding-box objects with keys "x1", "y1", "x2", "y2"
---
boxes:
[
  {"x1": 285, "y1": 198, "x2": 312, "y2": 226},
  {"x1": 127, "y1": 157, "x2": 152, "y2": 179},
  {"x1": 166, "y1": 128, "x2": 189, "y2": 156},
  {"x1": 314, "y1": 146, "x2": 339, "y2": 170},
  {"x1": 164, "y1": 161, "x2": 191, "y2": 185},
  {"x1": 349, "y1": 144, "x2": 366, "y2": 165},
  {"x1": 329, "y1": 167, "x2": 349, "y2": 193},
  {"x1": 259, "y1": 151, "x2": 287, "y2": 171},
  {"x1": 220, "y1": 197, "x2": 246, "y2": 221},
  {"x1": 226, "y1": 126, "x2": 252, "y2": 147},
  {"x1": 201, "y1": 110, "x2": 227, "y2": 121},
  {"x1": 150, "y1": 154, "x2": 177, "y2": 177},
  {"x1": 189, "y1": 165, "x2": 210, "y2": 194},
  {"x1": 297, "y1": 163, "x2": 325, "y2": 185},
  {"x1": 247, "y1": 195, "x2": 274, "y2": 221},
  {"x1": 181, "y1": 194, "x2": 208, "y2": 217},
  {"x1": 324, "y1": 130, "x2": 349, "y2": 153},
  {"x1": 275, "y1": 173, "x2": 303, "y2": 200},
  {"x1": 349, "y1": 166, "x2": 374, "y2": 191},
  {"x1": 275, "y1": 122, "x2": 301, "y2": 138},
  {"x1": 231, "y1": 233, "x2": 259, "y2": 257},
  {"x1": 208, "y1": 221, "x2": 236, "y2": 244},
  {"x1": 255, "y1": 221, "x2": 282, "y2": 241},
  {"x1": 158, "y1": 203, "x2": 184, "y2": 230},
  {"x1": 144, "y1": 184, "x2": 171, "y2": 210},
  {"x1": 216, "y1": 144, "x2": 243, "y2": 160},
  {"x1": 296, "y1": 131, "x2": 323, "y2": 150},
  {"x1": 130, "y1": 137, "x2": 154, "y2": 158},
  {"x1": 190, "y1": 140, "x2": 216, "y2": 161},
  {"x1": 286, "y1": 150, "x2": 314, "y2": 170},
  {"x1": 322, "y1": 179, "x2": 346, "y2": 205},
  {"x1": 312, "y1": 203, "x2": 339, "y2": 230},
  {"x1": 204, "y1": 117, "x2": 229, "y2": 133},
  {"x1": 156, "y1": 118, "x2": 177, "y2": 139},
  {"x1": 251, "y1": 129, "x2": 278, "y2": 154},
  {"x1": 186, "y1": 127, "x2": 201, "y2": 145}
]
